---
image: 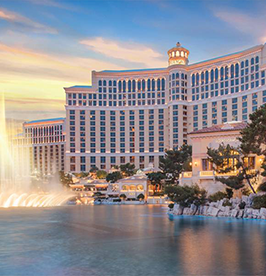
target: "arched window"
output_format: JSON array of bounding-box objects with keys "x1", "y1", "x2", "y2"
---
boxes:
[
  {"x1": 241, "y1": 61, "x2": 244, "y2": 68},
  {"x1": 196, "y1": 73, "x2": 199, "y2": 86},
  {"x1": 142, "y1": 79, "x2": 146, "y2": 91},
  {"x1": 192, "y1": 74, "x2": 195, "y2": 87},
  {"x1": 181, "y1": 73, "x2": 184, "y2": 80},
  {"x1": 230, "y1": 64, "x2": 235, "y2": 78},
  {"x1": 147, "y1": 79, "x2": 151, "y2": 91},
  {"x1": 251, "y1": 57, "x2": 254, "y2": 65},
  {"x1": 220, "y1": 67, "x2": 224, "y2": 80},
  {"x1": 235, "y1": 63, "x2": 239, "y2": 77},
  {"x1": 176, "y1": 51, "x2": 180, "y2": 57},
  {"x1": 109, "y1": 80, "x2": 112, "y2": 86},
  {"x1": 113, "y1": 80, "x2": 116, "y2": 86},
  {"x1": 157, "y1": 79, "x2": 161, "y2": 91},
  {"x1": 118, "y1": 81, "x2": 122, "y2": 92},
  {"x1": 210, "y1": 69, "x2": 214, "y2": 83},
  {"x1": 215, "y1": 68, "x2": 218, "y2": 81},
  {"x1": 128, "y1": 80, "x2": 131, "y2": 92},
  {"x1": 162, "y1": 78, "x2": 165, "y2": 90},
  {"x1": 172, "y1": 73, "x2": 175, "y2": 79},
  {"x1": 130, "y1": 185, "x2": 136, "y2": 191},
  {"x1": 201, "y1": 72, "x2": 204, "y2": 85},
  {"x1": 103, "y1": 80, "x2": 106, "y2": 86},
  {"x1": 176, "y1": 72, "x2": 179, "y2": 79},
  {"x1": 98, "y1": 80, "x2": 102, "y2": 86},
  {"x1": 137, "y1": 80, "x2": 141, "y2": 91},
  {"x1": 205, "y1": 71, "x2": 209, "y2": 84},
  {"x1": 132, "y1": 80, "x2": 136, "y2": 92},
  {"x1": 245, "y1": 59, "x2": 249, "y2": 67},
  {"x1": 152, "y1": 79, "x2": 155, "y2": 91},
  {"x1": 225, "y1": 66, "x2": 228, "y2": 79},
  {"x1": 122, "y1": 185, "x2": 129, "y2": 191},
  {"x1": 123, "y1": 80, "x2": 126, "y2": 92},
  {"x1": 256, "y1": 56, "x2": 259, "y2": 63},
  {"x1": 181, "y1": 51, "x2": 184, "y2": 57}
]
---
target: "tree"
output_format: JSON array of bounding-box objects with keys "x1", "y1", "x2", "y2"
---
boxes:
[
  {"x1": 165, "y1": 184, "x2": 207, "y2": 211},
  {"x1": 59, "y1": 171, "x2": 73, "y2": 187},
  {"x1": 90, "y1": 166, "x2": 99, "y2": 173},
  {"x1": 147, "y1": 172, "x2": 166, "y2": 193},
  {"x1": 120, "y1": 194, "x2": 127, "y2": 200},
  {"x1": 159, "y1": 144, "x2": 192, "y2": 184},
  {"x1": 207, "y1": 143, "x2": 257, "y2": 193},
  {"x1": 120, "y1": 163, "x2": 135, "y2": 177},
  {"x1": 240, "y1": 104, "x2": 266, "y2": 186},
  {"x1": 96, "y1": 170, "x2": 108, "y2": 179},
  {"x1": 106, "y1": 171, "x2": 123, "y2": 183},
  {"x1": 137, "y1": 193, "x2": 145, "y2": 201}
]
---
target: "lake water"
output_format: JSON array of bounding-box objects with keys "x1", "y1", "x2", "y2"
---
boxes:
[{"x1": 1, "y1": 205, "x2": 266, "y2": 276}]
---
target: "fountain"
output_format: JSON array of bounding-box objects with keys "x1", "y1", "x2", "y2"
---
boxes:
[{"x1": 0, "y1": 93, "x2": 74, "y2": 208}]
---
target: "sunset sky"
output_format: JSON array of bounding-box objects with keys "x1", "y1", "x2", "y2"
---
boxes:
[{"x1": 1, "y1": 0, "x2": 266, "y2": 120}]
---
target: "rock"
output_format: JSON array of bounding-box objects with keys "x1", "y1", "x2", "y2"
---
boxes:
[
  {"x1": 183, "y1": 207, "x2": 192, "y2": 215},
  {"x1": 224, "y1": 206, "x2": 231, "y2": 217},
  {"x1": 237, "y1": 210, "x2": 244, "y2": 218},
  {"x1": 173, "y1": 204, "x2": 183, "y2": 215},
  {"x1": 208, "y1": 207, "x2": 219, "y2": 217},
  {"x1": 252, "y1": 209, "x2": 260, "y2": 217},
  {"x1": 260, "y1": 207, "x2": 266, "y2": 217},
  {"x1": 242, "y1": 195, "x2": 248, "y2": 204},
  {"x1": 231, "y1": 209, "x2": 239, "y2": 218},
  {"x1": 210, "y1": 202, "x2": 217, "y2": 208}
]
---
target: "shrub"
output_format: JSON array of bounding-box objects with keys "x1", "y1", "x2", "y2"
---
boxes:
[
  {"x1": 238, "y1": 201, "x2": 246, "y2": 209},
  {"x1": 168, "y1": 203, "x2": 174, "y2": 209},
  {"x1": 257, "y1": 182, "x2": 266, "y2": 192},
  {"x1": 119, "y1": 194, "x2": 127, "y2": 200},
  {"x1": 208, "y1": 191, "x2": 227, "y2": 202},
  {"x1": 165, "y1": 184, "x2": 206, "y2": 208},
  {"x1": 252, "y1": 194, "x2": 266, "y2": 209},
  {"x1": 137, "y1": 193, "x2": 145, "y2": 201},
  {"x1": 225, "y1": 188, "x2": 233, "y2": 199},
  {"x1": 242, "y1": 187, "x2": 252, "y2": 196},
  {"x1": 223, "y1": 199, "x2": 232, "y2": 207}
]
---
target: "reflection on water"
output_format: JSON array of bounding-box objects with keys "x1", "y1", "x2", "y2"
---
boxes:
[{"x1": 1, "y1": 206, "x2": 266, "y2": 276}]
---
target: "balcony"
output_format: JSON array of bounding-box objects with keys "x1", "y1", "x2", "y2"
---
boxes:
[{"x1": 181, "y1": 171, "x2": 192, "y2": 178}]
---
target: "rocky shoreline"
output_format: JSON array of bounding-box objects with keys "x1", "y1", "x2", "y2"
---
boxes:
[{"x1": 168, "y1": 194, "x2": 266, "y2": 220}]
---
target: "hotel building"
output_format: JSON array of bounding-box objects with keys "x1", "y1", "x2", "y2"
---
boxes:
[
  {"x1": 64, "y1": 43, "x2": 266, "y2": 173},
  {"x1": 23, "y1": 118, "x2": 66, "y2": 176}
]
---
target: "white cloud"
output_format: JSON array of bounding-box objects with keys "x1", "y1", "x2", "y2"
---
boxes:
[
  {"x1": 80, "y1": 37, "x2": 166, "y2": 68},
  {"x1": 214, "y1": 9, "x2": 266, "y2": 44},
  {"x1": 0, "y1": 8, "x2": 57, "y2": 34}
]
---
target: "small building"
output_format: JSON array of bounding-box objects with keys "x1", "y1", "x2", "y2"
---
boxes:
[{"x1": 180, "y1": 121, "x2": 263, "y2": 194}]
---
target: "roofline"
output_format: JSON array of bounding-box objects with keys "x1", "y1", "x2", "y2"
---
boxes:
[{"x1": 24, "y1": 117, "x2": 65, "y2": 126}]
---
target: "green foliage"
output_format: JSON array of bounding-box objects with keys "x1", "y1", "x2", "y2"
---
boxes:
[
  {"x1": 222, "y1": 199, "x2": 232, "y2": 207},
  {"x1": 96, "y1": 170, "x2": 108, "y2": 179},
  {"x1": 225, "y1": 188, "x2": 233, "y2": 199},
  {"x1": 238, "y1": 202, "x2": 246, "y2": 209},
  {"x1": 119, "y1": 193, "x2": 127, "y2": 200},
  {"x1": 241, "y1": 187, "x2": 252, "y2": 196},
  {"x1": 207, "y1": 143, "x2": 256, "y2": 192},
  {"x1": 252, "y1": 195, "x2": 266, "y2": 209},
  {"x1": 90, "y1": 166, "x2": 99, "y2": 173},
  {"x1": 165, "y1": 184, "x2": 207, "y2": 208},
  {"x1": 59, "y1": 171, "x2": 73, "y2": 187},
  {"x1": 137, "y1": 193, "x2": 145, "y2": 201},
  {"x1": 208, "y1": 191, "x2": 228, "y2": 202},
  {"x1": 120, "y1": 163, "x2": 135, "y2": 177},
  {"x1": 168, "y1": 203, "x2": 174, "y2": 209},
  {"x1": 159, "y1": 144, "x2": 192, "y2": 184},
  {"x1": 147, "y1": 172, "x2": 165, "y2": 192},
  {"x1": 257, "y1": 182, "x2": 266, "y2": 192},
  {"x1": 106, "y1": 171, "x2": 123, "y2": 183}
]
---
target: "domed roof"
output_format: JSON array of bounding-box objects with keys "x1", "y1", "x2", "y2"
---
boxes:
[{"x1": 167, "y1": 42, "x2": 189, "y2": 66}]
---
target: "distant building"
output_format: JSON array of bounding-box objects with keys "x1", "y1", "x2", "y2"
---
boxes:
[
  {"x1": 64, "y1": 42, "x2": 266, "y2": 172},
  {"x1": 23, "y1": 118, "x2": 66, "y2": 176},
  {"x1": 180, "y1": 121, "x2": 263, "y2": 194}
]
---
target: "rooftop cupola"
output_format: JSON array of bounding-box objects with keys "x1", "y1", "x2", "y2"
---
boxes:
[{"x1": 167, "y1": 42, "x2": 189, "y2": 66}]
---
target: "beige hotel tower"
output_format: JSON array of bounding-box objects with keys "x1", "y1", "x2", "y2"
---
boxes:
[{"x1": 64, "y1": 43, "x2": 266, "y2": 173}]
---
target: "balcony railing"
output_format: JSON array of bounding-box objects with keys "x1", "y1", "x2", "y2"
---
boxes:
[{"x1": 181, "y1": 171, "x2": 192, "y2": 178}]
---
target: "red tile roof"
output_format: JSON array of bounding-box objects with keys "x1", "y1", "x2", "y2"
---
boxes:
[{"x1": 189, "y1": 121, "x2": 247, "y2": 135}]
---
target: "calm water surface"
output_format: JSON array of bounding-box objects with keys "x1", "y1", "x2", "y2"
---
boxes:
[{"x1": 1, "y1": 205, "x2": 266, "y2": 276}]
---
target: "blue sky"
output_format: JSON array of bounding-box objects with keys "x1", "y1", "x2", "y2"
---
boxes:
[{"x1": 0, "y1": 0, "x2": 265, "y2": 120}]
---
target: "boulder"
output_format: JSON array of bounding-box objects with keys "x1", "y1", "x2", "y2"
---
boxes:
[
  {"x1": 237, "y1": 210, "x2": 244, "y2": 218},
  {"x1": 231, "y1": 209, "x2": 239, "y2": 218},
  {"x1": 260, "y1": 207, "x2": 266, "y2": 217},
  {"x1": 224, "y1": 206, "x2": 231, "y2": 217},
  {"x1": 173, "y1": 204, "x2": 183, "y2": 215},
  {"x1": 208, "y1": 207, "x2": 219, "y2": 217}
]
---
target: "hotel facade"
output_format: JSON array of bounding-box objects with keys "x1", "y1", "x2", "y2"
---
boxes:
[{"x1": 64, "y1": 43, "x2": 266, "y2": 173}]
